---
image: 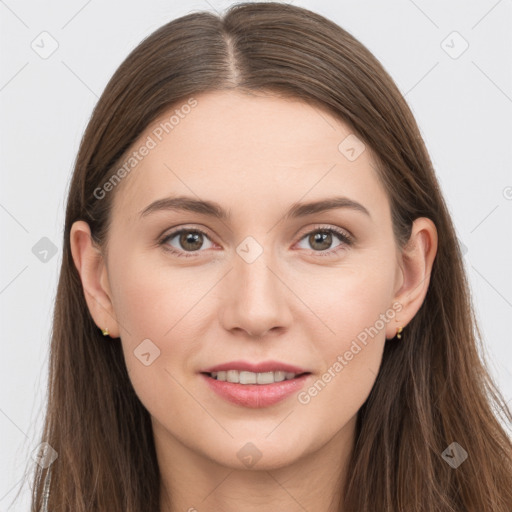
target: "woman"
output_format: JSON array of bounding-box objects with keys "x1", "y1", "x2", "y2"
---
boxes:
[{"x1": 27, "y1": 2, "x2": 512, "y2": 511}]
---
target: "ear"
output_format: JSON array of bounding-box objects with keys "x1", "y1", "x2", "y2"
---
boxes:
[
  {"x1": 385, "y1": 217, "x2": 438, "y2": 340},
  {"x1": 69, "y1": 220, "x2": 120, "y2": 338}
]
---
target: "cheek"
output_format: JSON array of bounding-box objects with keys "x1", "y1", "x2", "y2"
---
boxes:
[
  {"x1": 107, "y1": 251, "x2": 211, "y2": 401},
  {"x1": 106, "y1": 252, "x2": 177, "y2": 382},
  {"x1": 304, "y1": 259, "x2": 395, "y2": 351},
  {"x1": 296, "y1": 259, "x2": 394, "y2": 408},
  {"x1": 109, "y1": 248, "x2": 189, "y2": 338}
]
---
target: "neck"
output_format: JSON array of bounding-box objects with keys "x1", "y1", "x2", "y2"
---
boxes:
[{"x1": 155, "y1": 415, "x2": 356, "y2": 512}]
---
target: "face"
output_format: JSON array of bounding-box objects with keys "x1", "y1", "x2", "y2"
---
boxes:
[{"x1": 89, "y1": 90, "x2": 406, "y2": 470}]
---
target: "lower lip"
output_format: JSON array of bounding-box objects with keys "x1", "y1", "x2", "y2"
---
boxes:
[{"x1": 200, "y1": 373, "x2": 311, "y2": 408}]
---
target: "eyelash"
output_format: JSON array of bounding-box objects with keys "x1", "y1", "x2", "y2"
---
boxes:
[{"x1": 158, "y1": 225, "x2": 354, "y2": 259}]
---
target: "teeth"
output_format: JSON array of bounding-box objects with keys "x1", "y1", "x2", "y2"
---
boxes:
[
  {"x1": 272, "y1": 371, "x2": 286, "y2": 382},
  {"x1": 240, "y1": 371, "x2": 256, "y2": 384},
  {"x1": 227, "y1": 370, "x2": 239, "y2": 383},
  {"x1": 209, "y1": 370, "x2": 299, "y2": 384}
]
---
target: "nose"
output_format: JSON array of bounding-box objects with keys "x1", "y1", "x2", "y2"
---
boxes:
[{"x1": 220, "y1": 249, "x2": 293, "y2": 339}]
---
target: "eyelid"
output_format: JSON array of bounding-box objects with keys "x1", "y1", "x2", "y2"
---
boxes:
[
  {"x1": 158, "y1": 225, "x2": 216, "y2": 258},
  {"x1": 158, "y1": 223, "x2": 354, "y2": 258},
  {"x1": 295, "y1": 223, "x2": 354, "y2": 243}
]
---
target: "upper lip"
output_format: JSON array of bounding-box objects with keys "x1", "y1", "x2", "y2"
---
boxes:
[{"x1": 201, "y1": 360, "x2": 310, "y2": 375}]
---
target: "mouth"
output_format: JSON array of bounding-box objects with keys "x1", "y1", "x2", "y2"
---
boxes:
[
  {"x1": 200, "y1": 371, "x2": 312, "y2": 408},
  {"x1": 201, "y1": 370, "x2": 311, "y2": 385}
]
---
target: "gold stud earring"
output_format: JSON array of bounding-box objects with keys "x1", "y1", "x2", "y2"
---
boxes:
[
  {"x1": 396, "y1": 326, "x2": 403, "y2": 339},
  {"x1": 101, "y1": 327, "x2": 110, "y2": 336}
]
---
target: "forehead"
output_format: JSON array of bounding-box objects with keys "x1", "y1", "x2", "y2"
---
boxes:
[{"x1": 110, "y1": 90, "x2": 386, "y2": 223}]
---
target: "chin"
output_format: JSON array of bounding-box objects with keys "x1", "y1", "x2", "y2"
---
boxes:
[{"x1": 203, "y1": 437, "x2": 310, "y2": 471}]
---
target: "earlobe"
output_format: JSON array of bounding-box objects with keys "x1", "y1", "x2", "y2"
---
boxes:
[
  {"x1": 386, "y1": 217, "x2": 438, "y2": 340},
  {"x1": 69, "y1": 221, "x2": 120, "y2": 338}
]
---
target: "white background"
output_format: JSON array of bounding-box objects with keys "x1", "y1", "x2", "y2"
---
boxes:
[{"x1": 1, "y1": 0, "x2": 511, "y2": 509}]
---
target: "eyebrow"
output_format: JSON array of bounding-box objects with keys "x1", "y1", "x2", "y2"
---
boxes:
[{"x1": 139, "y1": 195, "x2": 371, "y2": 220}]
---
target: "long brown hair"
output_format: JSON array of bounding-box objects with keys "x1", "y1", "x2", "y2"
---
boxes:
[{"x1": 22, "y1": 2, "x2": 512, "y2": 510}]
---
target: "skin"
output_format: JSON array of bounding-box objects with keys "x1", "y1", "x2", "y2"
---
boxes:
[{"x1": 70, "y1": 90, "x2": 437, "y2": 512}]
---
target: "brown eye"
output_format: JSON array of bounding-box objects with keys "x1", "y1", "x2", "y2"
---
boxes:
[
  {"x1": 178, "y1": 231, "x2": 204, "y2": 251},
  {"x1": 308, "y1": 231, "x2": 334, "y2": 251},
  {"x1": 160, "y1": 228, "x2": 214, "y2": 258},
  {"x1": 296, "y1": 227, "x2": 353, "y2": 256}
]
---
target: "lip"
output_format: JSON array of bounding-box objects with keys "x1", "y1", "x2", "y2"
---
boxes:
[
  {"x1": 201, "y1": 360, "x2": 309, "y2": 374},
  {"x1": 201, "y1": 372, "x2": 311, "y2": 408}
]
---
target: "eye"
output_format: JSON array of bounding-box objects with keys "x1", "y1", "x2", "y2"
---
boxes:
[
  {"x1": 159, "y1": 227, "x2": 214, "y2": 258},
  {"x1": 159, "y1": 225, "x2": 353, "y2": 259},
  {"x1": 295, "y1": 226, "x2": 353, "y2": 256}
]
